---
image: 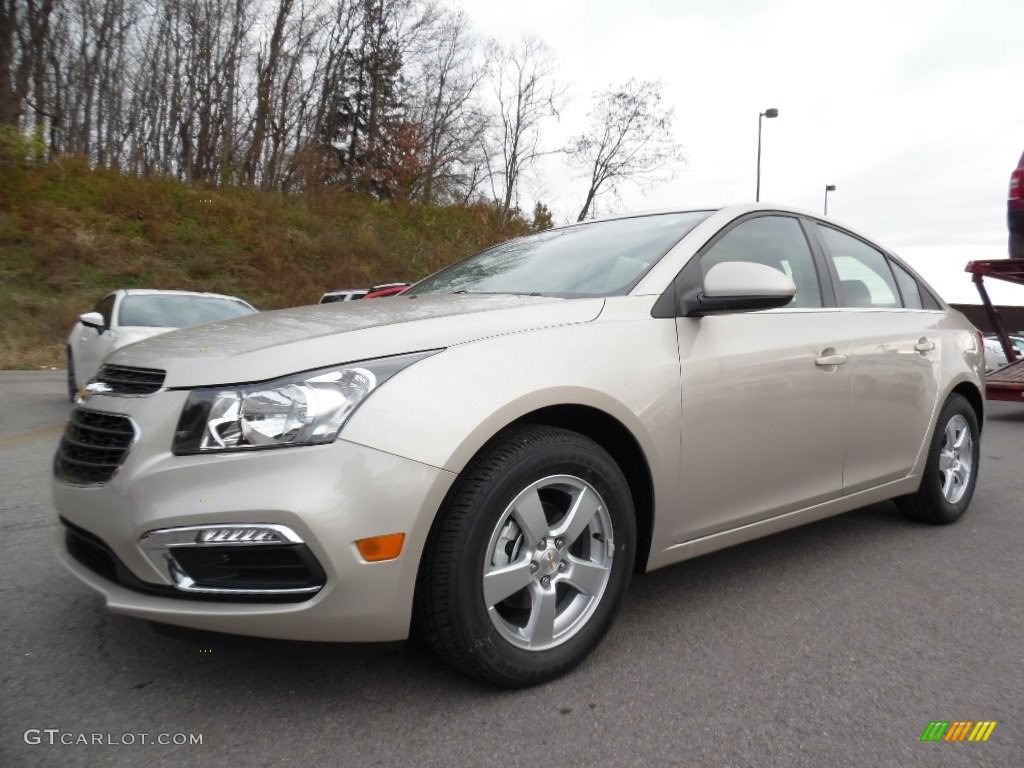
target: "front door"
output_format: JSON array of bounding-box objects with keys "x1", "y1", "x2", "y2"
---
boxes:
[{"x1": 672, "y1": 215, "x2": 852, "y2": 543}]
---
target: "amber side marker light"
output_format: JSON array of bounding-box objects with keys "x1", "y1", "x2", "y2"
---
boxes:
[{"x1": 356, "y1": 533, "x2": 406, "y2": 562}]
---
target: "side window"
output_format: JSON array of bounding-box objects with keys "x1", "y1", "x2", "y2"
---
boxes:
[
  {"x1": 818, "y1": 226, "x2": 900, "y2": 308},
  {"x1": 94, "y1": 295, "x2": 116, "y2": 328},
  {"x1": 699, "y1": 216, "x2": 822, "y2": 308},
  {"x1": 888, "y1": 258, "x2": 923, "y2": 309}
]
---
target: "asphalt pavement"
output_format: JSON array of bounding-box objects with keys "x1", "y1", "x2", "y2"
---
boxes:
[{"x1": 1, "y1": 370, "x2": 1021, "y2": 767}]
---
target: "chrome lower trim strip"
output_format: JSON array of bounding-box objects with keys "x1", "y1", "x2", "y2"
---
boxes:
[
  {"x1": 140, "y1": 523, "x2": 305, "y2": 549},
  {"x1": 139, "y1": 523, "x2": 321, "y2": 595}
]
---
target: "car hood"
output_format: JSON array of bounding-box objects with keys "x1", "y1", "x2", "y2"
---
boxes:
[{"x1": 106, "y1": 294, "x2": 605, "y2": 387}]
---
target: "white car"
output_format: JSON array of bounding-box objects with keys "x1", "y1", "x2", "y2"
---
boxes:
[
  {"x1": 983, "y1": 337, "x2": 1008, "y2": 371},
  {"x1": 66, "y1": 289, "x2": 257, "y2": 400},
  {"x1": 54, "y1": 205, "x2": 984, "y2": 687},
  {"x1": 982, "y1": 333, "x2": 1024, "y2": 372}
]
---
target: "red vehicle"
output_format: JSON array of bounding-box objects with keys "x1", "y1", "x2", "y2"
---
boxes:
[
  {"x1": 962, "y1": 151, "x2": 1024, "y2": 400},
  {"x1": 1009, "y1": 150, "x2": 1024, "y2": 259},
  {"x1": 363, "y1": 282, "x2": 411, "y2": 299}
]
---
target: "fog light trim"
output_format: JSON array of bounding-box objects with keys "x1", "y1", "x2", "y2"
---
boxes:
[{"x1": 140, "y1": 523, "x2": 323, "y2": 595}]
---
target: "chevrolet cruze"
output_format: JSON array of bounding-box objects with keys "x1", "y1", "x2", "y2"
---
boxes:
[{"x1": 53, "y1": 204, "x2": 984, "y2": 687}]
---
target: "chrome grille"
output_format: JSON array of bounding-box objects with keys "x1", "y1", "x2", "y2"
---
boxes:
[
  {"x1": 53, "y1": 409, "x2": 135, "y2": 484},
  {"x1": 95, "y1": 364, "x2": 166, "y2": 395}
]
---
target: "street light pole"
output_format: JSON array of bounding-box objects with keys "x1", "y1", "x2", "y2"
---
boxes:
[
  {"x1": 824, "y1": 184, "x2": 836, "y2": 216},
  {"x1": 756, "y1": 107, "x2": 779, "y2": 202}
]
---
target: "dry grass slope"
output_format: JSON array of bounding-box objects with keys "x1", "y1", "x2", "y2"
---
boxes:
[{"x1": 0, "y1": 156, "x2": 532, "y2": 368}]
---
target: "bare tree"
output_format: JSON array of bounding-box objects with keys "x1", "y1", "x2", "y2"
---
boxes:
[
  {"x1": 405, "y1": 7, "x2": 488, "y2": 203},
  {"x1": 218, "y1": 0, "x2": 253, "y2": 184},
  {"x1": 20, "y1": 0, "x2": 56, "y2": 155},
  {"x1": 243, "y1": 0, "x2": 293, "y2": 185},
  {"x1": 0, "y1": 0, "x2": 18, "y2": 125},
  {"x1": 0, "y1": 0, "x2": 57, "y2": 158},
  {"x1": 567, "y1": 79, "x2": 685, "y2": 221},
  {"x1": 0, "y1": 0, "x2": 535, "y2": 209},
  {"x1": 484, "y1": 35, "x2": 562, "y2": 217}
]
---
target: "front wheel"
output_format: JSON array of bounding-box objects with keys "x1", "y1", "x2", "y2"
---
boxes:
[
  {"x1": 415, "y1": 424, "x2": 636, "y2": 687},
  {"x1": 897, "y1": 394, "x2": 980, "y2": 524},
  {"x1": 66, "y1": 348, "x2": 77, "y2": 402}
]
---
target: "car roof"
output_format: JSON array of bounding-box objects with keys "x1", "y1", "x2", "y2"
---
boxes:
[
  {"x1": 108, "y1": 288, "x2": 253, "y2": 305},
  {"x1": 554, "y1": 203, "x2": 899, "y2": 258},
  {"x1": 587, "y1": 202, "x2": 845, "y2": 229},
  {"x1": 120, "y1": 288, "x2": 247, "y2": 300}
]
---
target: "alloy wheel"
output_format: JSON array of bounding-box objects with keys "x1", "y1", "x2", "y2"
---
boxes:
[
  {"x1": 482, "y1": 474, "x2": 614, "y2": 651},
  {"x1": 938, "y1": 414, "x2": 973, "y2": 504}
]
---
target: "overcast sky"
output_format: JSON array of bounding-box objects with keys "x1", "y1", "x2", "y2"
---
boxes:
[{"x1": 459, "y1": 0, "x2": 1024, "y2": 305}]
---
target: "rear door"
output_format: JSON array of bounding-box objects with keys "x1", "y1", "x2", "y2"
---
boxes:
[
  {"x1": 673, "y1": 214, "x2": 852, "y2": 542},
  {"x1": 812, "y1": 224, "x2": 942, "y2": 493}
]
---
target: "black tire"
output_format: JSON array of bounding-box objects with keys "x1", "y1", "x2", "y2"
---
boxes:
[
  {"x1": 66, "y1": 348, "x2": 77, "y2": 402},
  {"x1": 897, "y1": 394, "x2": 980, "y2": 524},
  {"x1": 414, "y1": 424, "x2": 636, "y2": 687},
  {"x1": 1010, "y1": 229, "x2": 1024, "y2": 260}
]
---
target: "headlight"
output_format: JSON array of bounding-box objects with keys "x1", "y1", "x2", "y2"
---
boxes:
[{"x1": 172, "y1": 350, "x2": 438, "y2": 454}]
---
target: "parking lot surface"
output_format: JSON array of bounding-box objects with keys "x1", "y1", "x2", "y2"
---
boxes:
[{"x1": 1, "y1": 370, "x2": 1021, "y2": 767}]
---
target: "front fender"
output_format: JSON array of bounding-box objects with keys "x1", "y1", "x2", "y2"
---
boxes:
[{"x1": 341, "y1": 313, "x2": 683, "y2": 535}]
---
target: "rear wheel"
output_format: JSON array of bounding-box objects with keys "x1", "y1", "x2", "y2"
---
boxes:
[
  {"x1": 415, "y1": 424, "x2": 636, "y2": 687},
  {"x1": 66, "y1": 348, "x2": 77, "y2": 402},
  {"x1": 897, "y1": 394, "x2": 980, "y2": 524}
]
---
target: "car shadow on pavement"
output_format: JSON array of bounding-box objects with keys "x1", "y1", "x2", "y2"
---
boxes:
[
  {"x1": 620, "y1": 500, "x2": 914, "y2": 613},
  {"x1": 132, "y1": 614, "x2": 481, "y2": 693},
  {"x1": 82, "y1": 499, "x2": 916, "y2": 695}
]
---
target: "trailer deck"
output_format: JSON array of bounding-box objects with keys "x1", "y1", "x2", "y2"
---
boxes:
[
  {"x1": 965, "y1": 258, "x2": 1024, "y2": 401},
  {"x1": 985, "y1": 358, "x2": 1024, "y2": 401}
]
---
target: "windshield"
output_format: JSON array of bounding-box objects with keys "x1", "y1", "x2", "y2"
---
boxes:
[
  {"x1": 408, "y1": 212, "x2": 712, "y2": 297},
  {"x1": 118, "y1": 295, "x2": 256, "y2": 328}
]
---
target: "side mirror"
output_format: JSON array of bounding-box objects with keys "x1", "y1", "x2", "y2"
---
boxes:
[
  {"x1": 682, "y1": 261, "x2": 796, "y2": 316},
  {"x1": 80, "y1": 311, "x2": 105, "y2": 332}
]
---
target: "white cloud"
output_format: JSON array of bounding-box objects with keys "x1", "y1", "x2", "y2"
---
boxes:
[{"x1": 459, "y1": 0, "x2": 1024, "y2": 302}]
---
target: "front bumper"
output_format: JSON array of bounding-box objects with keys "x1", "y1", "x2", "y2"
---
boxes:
[{"x1": 52, "y1": 392, "x2": 456, "y2": 642}]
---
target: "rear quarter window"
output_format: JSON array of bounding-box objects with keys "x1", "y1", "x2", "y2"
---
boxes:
[{"x1": 887, "y1": 258, "x2": 923, "y2": 309}]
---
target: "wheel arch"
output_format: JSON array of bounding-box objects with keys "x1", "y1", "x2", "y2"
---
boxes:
[
  {"x1": 510, "y1": 405, "x2": 654, "y2": 573},
  {"x1": 949, "y1": 380, "x2": 984, "y2": 433},
  {"x1": 422, "y1": 403, "x2": 656, "y2": 575},
  {"x1": 917, "y1": 377, "x2": 985, "y2": 463}
]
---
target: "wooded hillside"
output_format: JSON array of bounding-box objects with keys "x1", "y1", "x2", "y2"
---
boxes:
[{"x1": 0, "y1": 155, "x2": 532, "y2": 368}]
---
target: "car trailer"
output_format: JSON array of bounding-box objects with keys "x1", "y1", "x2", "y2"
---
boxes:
[{"x1": 966, "y1": 258, "x2": 1024, "y2": 400}]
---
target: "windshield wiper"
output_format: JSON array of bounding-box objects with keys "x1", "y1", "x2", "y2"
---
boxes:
[{"x1": 447, "y1": 290, "x2": 548, "y2": 297}]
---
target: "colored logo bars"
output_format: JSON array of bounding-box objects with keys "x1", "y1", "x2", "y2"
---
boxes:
[{"x1": 921, "y1": 721, "x2": 997, "y2": 742}]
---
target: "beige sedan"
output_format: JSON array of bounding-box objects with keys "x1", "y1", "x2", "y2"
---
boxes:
[{"x1": 53, "y1": 204, "x2": 984, "y2": 687}]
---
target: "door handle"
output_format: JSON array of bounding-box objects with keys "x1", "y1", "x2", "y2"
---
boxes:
[
  {"x1": 815, "y1": 350, "x2": 848, "y2": 367},
  {"x1": 914, "y1": 338, "x2": 935, "y2": 353}
]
